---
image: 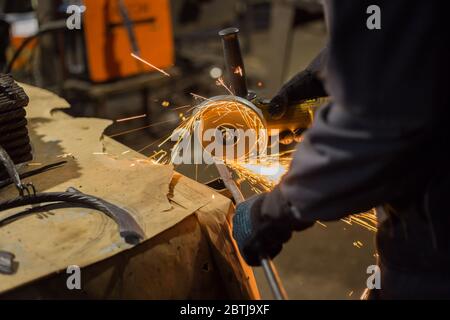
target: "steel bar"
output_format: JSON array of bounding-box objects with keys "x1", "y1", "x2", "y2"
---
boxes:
[
  {"x1": 214, "y1": 161, "x2": 288, "y2": 300},
  {"x1": 261, "y1": 258, "x2": 288, "y2": 300}
]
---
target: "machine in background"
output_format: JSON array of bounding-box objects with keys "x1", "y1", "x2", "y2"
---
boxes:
[{"x1": 71, "y1": 0, "x2": 174, "y2": 83}]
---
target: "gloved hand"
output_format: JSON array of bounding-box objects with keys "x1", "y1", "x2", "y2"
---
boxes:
[
  {"x1": 232, "y1": 195, "x2": 283, "y2": 266},
  {"x1": 269, "y1": 69, "x2": 327, "y2": 119},
  {"x1": 232, "y1": 187, "x2": 314, "y2": 266},
  {"x1": 269, "y1": 47, "x2": 329, "y2": 119}
]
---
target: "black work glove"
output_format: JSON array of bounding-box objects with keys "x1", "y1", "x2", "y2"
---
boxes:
[
  {"x1": 232, "y1": 186, "x2": 314, "y2": 266},
  {"x1": 269, "y1": 47, "x2": 329, "y2": 119},
  {"x1": 269, "y1": 69, "x2": 328, "y2": 119}
]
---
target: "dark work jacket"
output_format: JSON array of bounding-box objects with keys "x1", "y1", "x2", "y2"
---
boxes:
[{"x1": 261, "y1": 0, "x2": 450, "y2": 294}]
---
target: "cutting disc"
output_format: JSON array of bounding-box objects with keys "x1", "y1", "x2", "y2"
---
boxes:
[{"x1": 193, "y1": 95, "x2": 268, "y2": 161}]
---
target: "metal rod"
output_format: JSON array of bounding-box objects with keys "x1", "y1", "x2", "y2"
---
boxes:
[
  {"x1": 218, "y1": 28, "x2": 248, "y2": 98},
  {"x1": 213, "y1": 161, "x2": 288, "y2": 300},
  {"x1": 261, "y1": 258, "x2": 288, "y2": 300},
  {"x1": 214, "y1": 161, "x2": 245, "y2": 204}
]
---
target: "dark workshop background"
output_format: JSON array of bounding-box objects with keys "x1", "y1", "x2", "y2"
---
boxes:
[{"x1": 0, "y1": 0, "x2": 375, "y2": 299}]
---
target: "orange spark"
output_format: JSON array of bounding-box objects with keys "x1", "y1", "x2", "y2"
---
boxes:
[
  {"x1": 190, "y1": 93, "x2": 212, "y2": 101},
  {"x1": 56, "y1": 153, "x2": 74, "y2": 158},
  {"x1": 108, "y1": 119, "x2": 178, "y2": 138},
  {"x1": 116, "y1": 114, "x2": 147, "y2": 123},
  {"x1": 216, "y1": 77, "x2": 234, "y2": 95},
  {"x1": 234, "y1": 66, "x2": 243, "y2": 76},
  {"x1": 27, "y1": 162, "x2": 42, "y2": 166},
  {"x1": 316, "y1": 221, "x2": 327, "y2": 228},
  {"x1": 131, "y1": 53, "x2": 171, "y2": 77}
]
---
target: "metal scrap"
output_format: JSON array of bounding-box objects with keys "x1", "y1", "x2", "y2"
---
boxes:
[{"x1": 0, "y1": 251, "x2": 18, "y2": 275}]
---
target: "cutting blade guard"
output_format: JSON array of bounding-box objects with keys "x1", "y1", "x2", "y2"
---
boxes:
[{"x1": 193, "y1": 95, "x2": 268, "y2": 162}]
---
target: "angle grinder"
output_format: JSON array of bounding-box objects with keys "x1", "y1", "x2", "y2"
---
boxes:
[
  {"x1": 194, "y1": 27, "x2": 327, "y2": 162},
  {"x1": 198, "y1": 27, "x2": 332, "y2": 300}
]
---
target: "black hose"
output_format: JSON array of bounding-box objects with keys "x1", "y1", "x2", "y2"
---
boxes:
[
  {"x1": 4, "y1": 20, "x2": 67, "y2": 74},
  {"x1": 0, "y1": 161, "x2": 67, "y2": 190},
  {"x1": 0, "y1": 188, "x2": 145, "y2": 244}
]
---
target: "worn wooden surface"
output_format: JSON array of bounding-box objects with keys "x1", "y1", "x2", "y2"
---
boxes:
[{"x1": 0, "y1": 84, "x2": 259, "y2": 299}]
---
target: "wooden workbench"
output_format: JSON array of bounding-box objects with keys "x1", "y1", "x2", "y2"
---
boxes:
[{"x1": 0, "y1": 84, "x2": 259, "y2": 299}]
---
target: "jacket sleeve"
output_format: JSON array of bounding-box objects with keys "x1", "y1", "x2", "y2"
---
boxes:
[{"x1": 261, "y1": 0, "x2": 444, "y2": 223}]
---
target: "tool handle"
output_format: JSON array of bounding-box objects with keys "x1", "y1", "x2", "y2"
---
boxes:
[{"x1": 219, "y1": 28, "x2": 248, "y2": 98}]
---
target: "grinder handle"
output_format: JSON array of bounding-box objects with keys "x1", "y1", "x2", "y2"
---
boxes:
[{"x1": 219, "y1": 28, "x2": 248, "y2": 98}]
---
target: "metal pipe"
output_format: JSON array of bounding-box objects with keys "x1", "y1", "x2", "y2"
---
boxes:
[
  {"x1": 214, "y1": 161, "x2": 288, "y2": 300},
  {"x1": 218, "y1": 28, "x2": 248, "y2": 98},
  {"x1": 261, "y1": 258, "x2": 288, "y2": 300}
]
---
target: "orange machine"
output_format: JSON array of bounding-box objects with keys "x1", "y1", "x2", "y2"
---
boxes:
[
  {"x1": 7, "y1": 36, "x2": 37, "y2": 72},
  {"x1": 83, "y1": 0, "x2": 174, "y2": 83}
]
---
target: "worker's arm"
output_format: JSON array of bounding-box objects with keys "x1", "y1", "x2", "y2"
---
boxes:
[
  {"x1": 234, "y1": 0, "x2": 444, "y2": 266},
  {"x1": 269, "y1": 47, "x2": 328, "y2": 118},
  {"x1": 279, "y1": 0, "x2": 440, "y2": 220}
]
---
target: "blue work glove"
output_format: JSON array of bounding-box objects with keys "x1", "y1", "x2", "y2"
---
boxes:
[
  {"x1": 233, "y1": 187, "x2": 315, "y2": 266},
  {"x1": 232, "y1": 195, "x2": 284, "y2": 266}
]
